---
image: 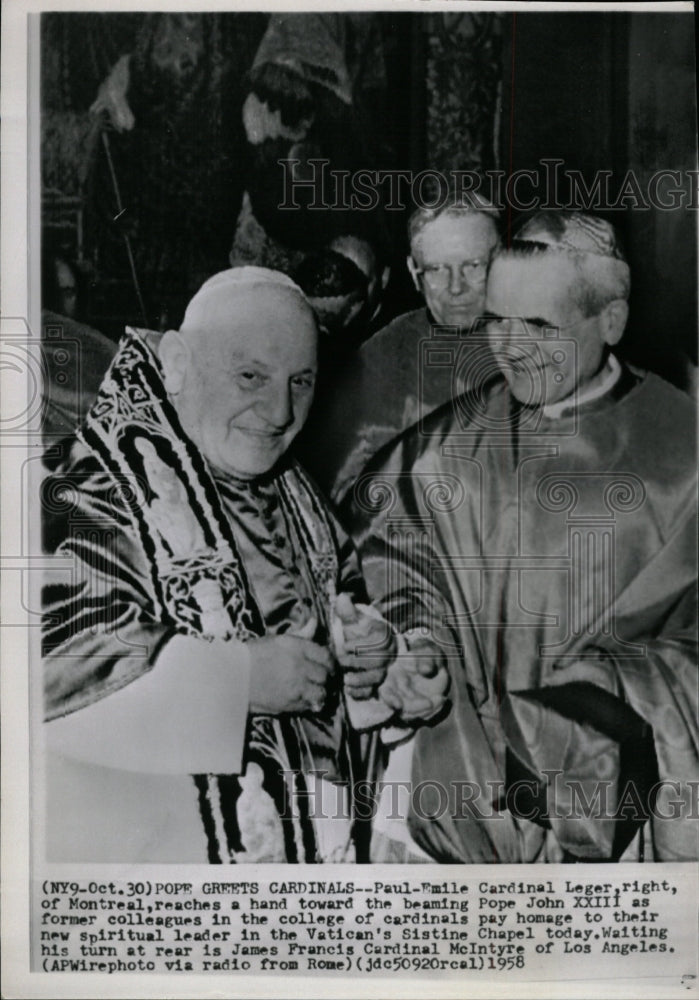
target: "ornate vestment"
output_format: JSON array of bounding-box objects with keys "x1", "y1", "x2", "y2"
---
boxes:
[{"x1": 43, "y1": 329, "x2": 360, "y2": 862}]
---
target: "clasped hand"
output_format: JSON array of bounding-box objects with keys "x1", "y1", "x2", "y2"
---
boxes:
[
  {"x1": 247, "y1": 597, "x2": 395, "y2": 716},
  {"x1": 247, "y1": 615, "x2": 333, "y2": 716},
  {"x1": 332, "y1": 593, "x2": 396, "y2": 700},
  {"x1": 334, "y1": 595, "x2": 450, "y2": 723},
  {"x1": 246, "y1": 602, "x2": 392, "y2": 716},
  {"x1": 246, "y1": 596, "x2": 449, "y2": 724},
  {"x1": 379, "y1": 638, "x2": 450, "y2": 723}
]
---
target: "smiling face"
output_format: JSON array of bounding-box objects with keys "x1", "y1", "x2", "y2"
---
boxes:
[
  {"x1": 167, "y1": 285, "x2": 317, "y2": 479},
  {"x1": 485, "y1": 254, "x2": 613, "y2": 407},
  {"x1": 409, "y1": 212, "x2": 499, "y2": 327}
]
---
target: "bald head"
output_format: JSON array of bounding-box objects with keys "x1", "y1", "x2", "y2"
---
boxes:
[
  {"x1": 179, "y1": 266, "x2": 314, "y2": 338},
  {"x1": 161, "y1": 268, "x2": 318, "y2": 479}
]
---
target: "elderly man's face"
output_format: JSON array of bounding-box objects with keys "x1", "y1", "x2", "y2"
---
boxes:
[
  {"x1": 174, "y1": 287, "x2": 317, "y2": 478},
  {"x1": 485, "y1": 255, "x2": 610, "y2": 407},
  {"x1": 410, "y1": 213, "x2": 499, "y2": 327}
]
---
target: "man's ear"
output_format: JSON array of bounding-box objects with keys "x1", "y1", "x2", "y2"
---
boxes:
[
  {"x1": 159, "y1": 330, "x2": 190, "y2": 394},
  {"x1": 406, "y1": 255, "x2": 420, "y2": 294},
  {"x1": 600, "y1": 299, "x2": 629, "y2": 346}
]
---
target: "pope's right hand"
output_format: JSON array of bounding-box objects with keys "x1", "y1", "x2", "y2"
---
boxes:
[{"x1": 247, "y1": 622, "x2": 334, "y2": 716}]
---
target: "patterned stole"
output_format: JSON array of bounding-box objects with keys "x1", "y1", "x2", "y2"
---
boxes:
[{"x1": 80, "y1": 329, "x2": 348, "y2": 862}]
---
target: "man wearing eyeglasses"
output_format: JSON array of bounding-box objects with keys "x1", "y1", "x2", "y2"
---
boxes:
[
  {"x1": 406, "y1": 201, "x2": 499, "y2": 328},
  {"x1": 348, "y1": 210, "x2": 697, "y2": 864},
  {"x1": 299, "y1": 195, "x2": 500, "y2": 504}
]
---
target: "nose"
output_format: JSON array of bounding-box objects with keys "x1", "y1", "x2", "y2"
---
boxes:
[
  {"x1": 265, "y1": 383, "x2": 294, "y2": 430},
  {"x1": 448, "y1": 265, "x2": 468, "y2": 296}
]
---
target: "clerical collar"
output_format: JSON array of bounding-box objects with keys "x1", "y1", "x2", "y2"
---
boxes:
[{"x1": 542, "y1": 353, "x2": 622, "y2": 420}]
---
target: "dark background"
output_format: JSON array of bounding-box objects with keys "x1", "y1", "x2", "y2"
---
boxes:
[
  {"x1": 41, "y1": 11, "x2": 697, "y2": 382},
  {"x1": 500, "y1": 12, "x2": 697, "y2": 380}
]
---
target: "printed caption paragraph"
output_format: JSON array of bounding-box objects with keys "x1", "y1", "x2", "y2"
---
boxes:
[{"x1": 34, "y1": 867, "x2": 698, "y2": 981}]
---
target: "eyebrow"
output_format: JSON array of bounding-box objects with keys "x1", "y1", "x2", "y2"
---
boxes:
[
  {"x1": 227, "y1": 357, "x2": 317, "y2": 375},
  {"x1": 228, "y1": 355, "x2": 270, "y2": 369},
  {"x1": 483, "y1": 311, "x2": 555, "y2": 327},
  {"x1": 523, "y1": 316, "x2": 555, "y2": 327}
]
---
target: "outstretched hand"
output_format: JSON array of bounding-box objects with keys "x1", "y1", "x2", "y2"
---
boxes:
[
  {"x1": 334, "y1": 593, "x2": 396, "y2": 700},
  {"x1": 379, "y1": 639, "x2": 450, "y2": 723}
]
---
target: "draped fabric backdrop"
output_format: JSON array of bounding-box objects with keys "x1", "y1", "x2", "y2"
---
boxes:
[
  {"x1": 40, "y1": 12, "x2": 694, "y2": 382},
  {"x1": 424, "y1": 13, "x2": 504, "y2": 176},
  {"x1": 40, "y1": 13, "x2": 409, "y2": 336}
]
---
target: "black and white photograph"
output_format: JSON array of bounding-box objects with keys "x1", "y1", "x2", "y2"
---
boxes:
[{"x1": 1, "y1": 1, "x2": 698, "y2": 996}]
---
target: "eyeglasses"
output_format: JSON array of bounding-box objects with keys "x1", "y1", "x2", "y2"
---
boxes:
[{"x1": 414, "y1": 257, "x2": 492, "y2": 290}]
